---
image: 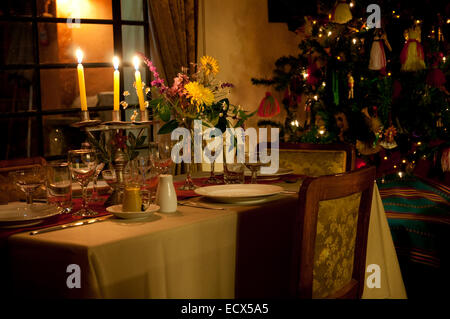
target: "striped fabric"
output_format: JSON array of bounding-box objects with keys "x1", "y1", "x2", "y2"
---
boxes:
[{"x1": 378, "y1": 174, "x2": 450, "y2": 296}]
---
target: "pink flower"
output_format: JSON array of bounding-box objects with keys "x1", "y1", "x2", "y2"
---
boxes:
[{"x1": 138, "y1": 52, "x2": 168, "y2": 94}]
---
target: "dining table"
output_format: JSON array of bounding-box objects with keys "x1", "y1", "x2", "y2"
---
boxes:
[{"x1": 2, "y1": 172, "x2": 407, "y2": 299}]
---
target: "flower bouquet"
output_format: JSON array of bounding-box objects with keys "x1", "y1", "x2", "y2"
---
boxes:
[{"x1": 138, "y1": 54, "x2": 255, "y2": 189}]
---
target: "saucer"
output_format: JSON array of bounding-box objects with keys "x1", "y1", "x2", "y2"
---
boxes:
[{"x1": 106, "y1": 204, "x2": 160, "y2": 219}]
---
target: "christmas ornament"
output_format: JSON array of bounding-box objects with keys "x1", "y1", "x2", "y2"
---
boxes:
[
  {"x1": 426, "y1": 52, "x2": 447, "y2": 92},
  {"x1": 380, "y1": 125, "x2": 398, "y2": 149},
  {"x1": 347, "y1": 72, "x2": 354, "y2": 99},
  {"x1": 257, "y1": 92, "x2": 280, "y2": 118},
  {"x1": 369, "y1": 29, "x2": 392, "y2": 73},
  {"x1": 400, "y1": 24, "x2": 426, "y2": 71},
  {"x1": 330, "y1": 0, "x2": 352, "y2": 24},
  {"x1": 361, "y1": 106, "x2": 383, "y2": 149},
  {"x1": 335, "y1": 112, "x2": 349, "y2": 141},
  {"x1": 306, "y1": 58, "x2": 320, "y2": 88}
]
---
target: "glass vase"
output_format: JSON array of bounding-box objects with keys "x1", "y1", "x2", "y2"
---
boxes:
[{"x1": 179, "y1": 119, "x2": 197, "y2": 190}]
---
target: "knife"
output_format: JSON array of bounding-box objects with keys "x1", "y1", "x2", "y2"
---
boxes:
[
  {"x1": 177, "y1": 201, "x2": 225, "y2": 210},
  {"x1": 30, "y1": 215, "x2": 112, "y2": 235}
]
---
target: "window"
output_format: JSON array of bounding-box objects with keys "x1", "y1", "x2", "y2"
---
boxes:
[{"x1": 0, "y1": 0, "x2": 151, "y2": 160}]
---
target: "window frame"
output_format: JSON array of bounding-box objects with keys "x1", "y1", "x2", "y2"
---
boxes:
[{"x1": 0, "y1": 0, "x2": 151, "y2": 160}]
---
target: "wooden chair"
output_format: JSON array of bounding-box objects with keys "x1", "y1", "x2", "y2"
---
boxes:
[
  {"x1": 291, "y1": 166, "x2": 376, "y2": 298},
  {"x1": 0, "y1": 157, "x2": 47, "y2": 174},
  {"x1": 279, "y1": 143, "x2": 355, "y2": 176}
]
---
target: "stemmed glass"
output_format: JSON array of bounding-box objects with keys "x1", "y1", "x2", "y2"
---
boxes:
[
  {"x1": 136, "y1": 155, "x2": 151, "y2": 185},
  {"x1": 90, "y1": 162, "x2": 105, "y2": 203},
  {"x1": 244, "y1": 152, "x2": 264, "y2": 184},
  {"x1": 10, "y1": 167, "x2": 46, "y2": 208},
  {"x1": 204, "y1": 143, "x2": 221, "y2": 184},
  {"x1": 68, "y1": 149, "x2": 98, "y2": 216},
  {"x1": 150, "y1": 141, "x2": 173, "y2": 175},
  {"x1": 101, "y1": 169, "x2": 117, "y2": 191}
]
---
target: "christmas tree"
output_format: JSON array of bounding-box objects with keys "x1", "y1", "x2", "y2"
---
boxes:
[{"x1": 253, "y1": 0, "x2": 449, "y2": 176}]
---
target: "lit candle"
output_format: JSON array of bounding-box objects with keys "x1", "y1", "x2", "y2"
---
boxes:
[
  {"x1": 133, "y1": 56, "x2": 145, "y2": 111},
  {"x1": 113, "y1": 56, "x2": 120, "y2": 111},
  {"x1": 76, "y1": 49, "x2": 88, "y2": 111}
]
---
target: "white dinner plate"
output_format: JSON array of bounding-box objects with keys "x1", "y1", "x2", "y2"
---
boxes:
[
  {"x1": 194, "y1": 184, "x2": 284, "y2": 204},
  {"x1": 106, "y1": 204, "x2": 160, "y2": 219},
  {"x1": 0, "y1": 202, "x2": 62, "y2": 228}
]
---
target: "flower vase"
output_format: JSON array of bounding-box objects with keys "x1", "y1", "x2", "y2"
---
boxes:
[{"x1": 179, "y1": 119, "x2": 197, "y2": 190}]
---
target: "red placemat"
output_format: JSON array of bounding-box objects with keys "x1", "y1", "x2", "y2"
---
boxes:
[{"x1": 0, "y1": 197, "x2": 110, "y2": 244}]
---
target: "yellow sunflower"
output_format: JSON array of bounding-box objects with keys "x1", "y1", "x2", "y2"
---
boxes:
[
  {"x1": 200, "y1": 55, "x2": 219, "y2": 76},
  {"x1": 184, "y1": 81, "x2": 215, "y2": 108}
]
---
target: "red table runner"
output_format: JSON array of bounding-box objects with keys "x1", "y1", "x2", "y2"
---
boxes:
[
  {"x1": 1, "y1": 174, "x2": 303, "y2": 243},
  {"x1": 0, "y1": 198, "x2": 110, "y2": 244}
]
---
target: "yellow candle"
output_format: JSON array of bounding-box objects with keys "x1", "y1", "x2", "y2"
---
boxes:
[
  {"x1": 133, "y1": 56, "x2": 146, "y2": 111},
  {"x1": 113, "y1": 56, "x2": 120, "y2": 111},
  {"x1": 76, "y1": 49, "x2": 88, "y2": 111}
]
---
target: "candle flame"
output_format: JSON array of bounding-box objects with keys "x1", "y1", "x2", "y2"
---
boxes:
[
  {"x1": 133, "y1": 56, "x2": 140, "y2": 71},
  {"x1": 113, "y1": 56, "x2": 120, "y2": 70},
  {"x1": 76, "y1": 48, "x2": 83, "y2": 64}
]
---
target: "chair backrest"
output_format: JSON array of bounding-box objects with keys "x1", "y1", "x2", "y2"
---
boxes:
[
  {"x1": 291, "y1": 166, "x2": 376, "y2": 298},
  {"x1": 0, "y1": 157, "x2": 47, "y2": 173},
  {"x1": 279, "y1": 143, "x2": 355, "y2": 176}
]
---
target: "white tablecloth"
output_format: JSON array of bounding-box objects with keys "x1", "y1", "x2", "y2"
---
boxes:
[{"x1": 6, "y1": 180, "x2": 406, "y2": 299}]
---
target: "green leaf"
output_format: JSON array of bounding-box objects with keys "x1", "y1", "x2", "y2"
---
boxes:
[
  {"x1": 158, "y1": 119, "x2": 179, "y2": 134},
  {"x1": 159, "y1": 102, "x2": 171, "y2": 122},
  {"x1": 136, "y1": 135, "x2": 147, "y2": 147},
  {"x1": 149, "y1": 98, "x2": 162, "y2": 108},
  {"x1": 127, "y1": 131, "x2": 136, "y2": 145}
]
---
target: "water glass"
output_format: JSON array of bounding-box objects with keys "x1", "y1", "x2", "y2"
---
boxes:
[
  {"x1": 46, "y1": 162, "x2": 72, "y2": 212},
  {"x1": 90, "y1": 162, "x2": 105, "y2": 203}
]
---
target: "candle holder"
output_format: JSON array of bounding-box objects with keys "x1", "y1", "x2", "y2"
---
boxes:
[
  {"x1": 104, "y1": 148, "x2": 128, "y2": 206},
  {"x1": 71, "y1": 110, "x2": 101, "y2": 128},
  {"x1": 103, "y1": 110, "x2": 130, "y2": 126},
  {"x1": 138, "y1": 109, "x2": 152, "y2": 124}
]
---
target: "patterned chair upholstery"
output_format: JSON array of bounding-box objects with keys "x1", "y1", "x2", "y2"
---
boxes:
[
  {"x1": 279, "y1": 143, "x2": 355, "y2": 176},
  {"x1": 291, "y1": 166, "x2": 376, "y2": 298}
]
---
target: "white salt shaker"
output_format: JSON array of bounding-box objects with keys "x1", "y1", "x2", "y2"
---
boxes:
[{"x1": 156, "y1": 174, "x2": 177, "y2": 213}]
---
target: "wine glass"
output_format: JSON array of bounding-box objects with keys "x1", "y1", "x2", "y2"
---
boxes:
[
  {"x1": 153, "y1": 141, "x2": 174, "y2": 175},
  {"x1": 101, "y1": 169, "x2": 117, "y2": 191},
  {"x1": 244, "y1": 152, "x2": 265, "y2": 184},
  {"x1": 68, "y1": 149, "x2": 98, "y2": 217},
  {"x1": 136, "y1": 155, "x2": 151, "y2": 184},
  {"x1": 90, "y1": 162, "x2": 105, "y2": 203},
  {"x1": 204, "y1": 143, "x2": 221, "y2": 184},
  {"x1": 10, "y1": 166, "x2": 46, "y2": 207}
]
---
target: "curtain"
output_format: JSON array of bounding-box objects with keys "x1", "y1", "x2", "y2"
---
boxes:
[{"x1": 148, "y1": 0, "x2": 198, "y2": 85}]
